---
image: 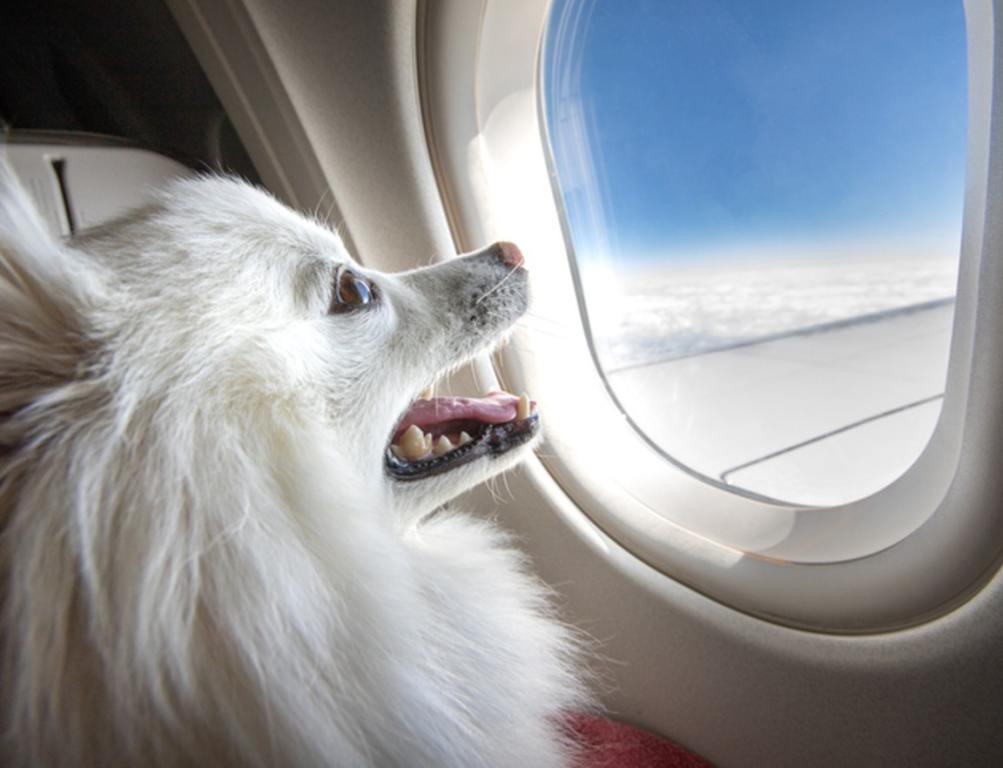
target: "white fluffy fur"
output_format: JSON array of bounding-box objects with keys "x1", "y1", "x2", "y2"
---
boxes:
[{"x1": 0, "y1": 166, "x2": 591, "y2": 767}]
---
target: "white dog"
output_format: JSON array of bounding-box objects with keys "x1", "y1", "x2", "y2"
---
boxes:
[{"x1": 0, "y1": 165, "x2": 591, "y2": 767}]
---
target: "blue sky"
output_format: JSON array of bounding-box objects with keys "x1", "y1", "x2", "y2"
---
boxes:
[{"x1": 544, "y1": 0, "x2": 968, "y2": 264}]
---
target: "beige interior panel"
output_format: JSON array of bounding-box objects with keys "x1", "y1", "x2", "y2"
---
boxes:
[{"x1": 166, "y1": 1, "x2": 1003, "y2": 764}]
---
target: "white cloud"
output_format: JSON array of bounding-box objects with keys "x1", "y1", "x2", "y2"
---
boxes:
[{"x1": 583, "y1": 246, "x2": 959, "y2": 370}]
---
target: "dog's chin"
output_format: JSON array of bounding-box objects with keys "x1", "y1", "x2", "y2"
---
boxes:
[
  {"x1": 383, "y1": 388, "x2": 541, "y2": 518},
  {"x1": 389, "y1": 431, "x2": 541, "y2": 517}
]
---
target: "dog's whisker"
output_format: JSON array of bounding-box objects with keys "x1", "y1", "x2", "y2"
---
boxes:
[
  {"x1": 533, "y1": 451, "x2": 560, "y2": 459},
  {"x1": 315, "y1": 188, "x2": 337, "y2": 225},
  {"x1": 513, "y1": 316, "x2": 575, "y2": 340},
  {"x1": 324, "y1": 199, "x2": 341, "y2": 227},
  {"x1": 485, "y1": 476, "x2": 505, "y2": 506},
  {"x1": 309, "y1": 189, "x2": 329, "y2": 222},
  {"x1": 500, "y1": 471, "x2": 515, "y2": 504},
  {"x1": 473, "y1": 265, "x2": 521, "y2": 306}
]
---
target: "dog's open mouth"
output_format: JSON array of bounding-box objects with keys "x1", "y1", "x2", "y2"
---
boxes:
[{"x1": 385, "y1": 390, "x2": 540, "y2": 481}]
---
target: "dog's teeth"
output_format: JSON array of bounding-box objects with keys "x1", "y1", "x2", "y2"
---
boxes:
[
  {"x1": 458, "y1": 431, "x2": 472, "y2": 445},
  {"x1": 423, "y1": 431, "x2": 434, "y2": 451},
  {"x1": 400, "y1": 425, "x2": 429, "y2": 460},
  {"x1": 419, "y1": 386, "x2": 434, "y2": 400},
  {"x1": 517, "y1": 393, "x2": 531, "y2": 421},
  {"x1": 390, "y1": 444, "x2": 405, "y2": 460},
  {"x1": 433, "y1": 435, "x2": 454, "y2": 456}
]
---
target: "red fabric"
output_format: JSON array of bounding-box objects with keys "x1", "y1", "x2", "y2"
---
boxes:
[{"x1": 567, "y1": 713, "x2": 713, "y2": 768}]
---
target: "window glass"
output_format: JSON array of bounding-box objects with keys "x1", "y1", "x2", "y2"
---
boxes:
[{"x1": 542, "y1": 0, "x2": 967, "y2": 506}]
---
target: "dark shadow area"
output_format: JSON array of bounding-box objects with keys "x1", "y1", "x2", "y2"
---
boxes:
[{"x1": 0, "y1": 0, "x2": 259, "y2": 182}]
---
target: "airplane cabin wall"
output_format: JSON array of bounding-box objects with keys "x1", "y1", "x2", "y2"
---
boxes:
[{"x1": 166, "y1": 1, "x2": 1003, "y2": 764}]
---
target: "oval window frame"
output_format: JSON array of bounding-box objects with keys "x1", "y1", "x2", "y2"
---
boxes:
[{"x1": 417, "y1": 0, "x2": 1003, "y2": 632}]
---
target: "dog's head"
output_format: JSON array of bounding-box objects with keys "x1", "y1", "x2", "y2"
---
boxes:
[
  {"x1": 13, "y1": 175, "x2": 538, "y2": 519},
  {"x1": 1, "y1": 169, "x2": 577, "y2": 765}
]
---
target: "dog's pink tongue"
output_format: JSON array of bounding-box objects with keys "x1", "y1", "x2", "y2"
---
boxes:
[{"x1": 395, "y1": 391, "x2": 521, "y2": 438}]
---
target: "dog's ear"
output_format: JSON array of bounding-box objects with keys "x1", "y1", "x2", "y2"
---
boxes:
[{"x1": 0, "y1": 161, "x2": 101, "y2": 436}]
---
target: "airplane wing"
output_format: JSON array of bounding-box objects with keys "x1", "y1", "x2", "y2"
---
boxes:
[{"x1": 605, "y1": 301, "x2": 953, "y2": 506}]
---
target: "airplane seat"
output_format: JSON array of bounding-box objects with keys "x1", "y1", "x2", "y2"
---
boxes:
[{"x1": 2, "y1": 136, "x2": 192, "y2": 238}]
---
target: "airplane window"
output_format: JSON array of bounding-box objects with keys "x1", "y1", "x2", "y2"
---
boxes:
[{"x1": 542, "y1": 0, "x2": 967, "y2": 506}]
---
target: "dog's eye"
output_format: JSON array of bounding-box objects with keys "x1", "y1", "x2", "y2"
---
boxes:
[{"x1": 330, "y1": 267, "x2": 375, "y2": 313}]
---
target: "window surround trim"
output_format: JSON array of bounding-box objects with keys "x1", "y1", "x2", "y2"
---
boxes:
[{"x1": 417, "y1": 0, "x2": 1003, "y2": 632}]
